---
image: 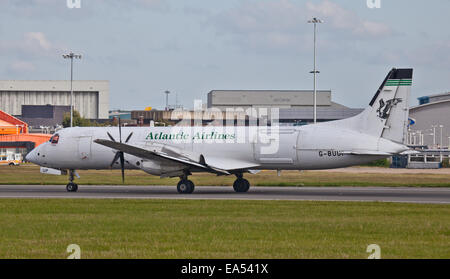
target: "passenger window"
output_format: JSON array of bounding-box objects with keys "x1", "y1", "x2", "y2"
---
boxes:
[{"x1": 50, "y1": 134, "x2": 60, "y2": 144}]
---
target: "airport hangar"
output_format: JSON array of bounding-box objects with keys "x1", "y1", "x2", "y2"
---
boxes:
[
  {"x1": 0, "y1": 80, "x2": 109, "y2": 156},
  {"x1": 409, "y1": 92, "x2": 450, "y2": 148},
  {"x1": 207, "y1": 90, "x2": 364, "y2": 125},
  {"x1": 132, "y1": 90, "x2": 364, "y2": 126},
  {"x1": 0, "y1": 80, "x2": 109, "y2": 121}
]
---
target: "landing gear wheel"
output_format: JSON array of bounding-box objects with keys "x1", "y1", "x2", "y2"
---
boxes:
[
  {"x1": 66, "y1": 182, "x2": 78, "y2": 192},
  {"x1": 233, "y1": 178, "x2": 250, "y2": 193},
  {"x1": 177, "y1": 180, "x2": 195, "y2": 194},
  {"x1": 67, "y1": 169, "x2": 78, "y2": 192}
]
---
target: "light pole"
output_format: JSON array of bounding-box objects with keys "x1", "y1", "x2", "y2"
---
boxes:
[
  {"x1": 63, "y1": 52, "x2": 82, "y2": 127},
  {"x1": 431, "y1": 125, "x2": 437, "y2": 149},
  {"x1": 164, "y1": 90, "x2": 170, "y2": 111},
  {"x1": 308, "y1": 17, "x2": 323, "y2": 124},
  {"x1": 439, "y1": 125, "x2": 443, "y2": 149},
  {"x1": 418, "y1": 130, "x2": 424, "y2": 146}
]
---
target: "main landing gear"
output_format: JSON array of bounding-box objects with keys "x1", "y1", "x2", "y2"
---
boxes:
[
  {"x1": 233, "y1": 173, "x2": 250, "y2": 193},
  {"x1": 66, "y1": 169, "x2": 78, "y2": 192},
  {"x1": 177, "y1": 173, "x2": 195, "y2": 194},
  {"x1": 177, "y1": 172, "x2": 250, "y2": 194}
]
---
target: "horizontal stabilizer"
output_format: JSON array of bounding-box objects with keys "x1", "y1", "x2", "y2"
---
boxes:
[
  {"x1": 341, "y1": 150, "x2": 392, "y2": 156},
  {"x1": 399, "y1": 150, "x2": 421, "y2": 155}
]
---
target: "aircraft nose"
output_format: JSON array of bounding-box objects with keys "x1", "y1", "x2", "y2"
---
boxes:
[{"x1": 25, "y1": 147, "x2": 39, "y2": 164}]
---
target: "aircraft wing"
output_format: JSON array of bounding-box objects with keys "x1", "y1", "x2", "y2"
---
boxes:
[
  {"x1": 203, "y1": 156, "x2": 260, "y2": 171},
  {"x1": 94, "y1": 139, "x2": 231, "y2": 175}
]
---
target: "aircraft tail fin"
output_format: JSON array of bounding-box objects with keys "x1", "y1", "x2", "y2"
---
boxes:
[{"x1": 330, "y1": 68, "x2": 413, "y2": 144}]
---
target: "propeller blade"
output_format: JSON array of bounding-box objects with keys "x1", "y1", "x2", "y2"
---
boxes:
[
  {"x1": 107, "y1": 132, "x2": 116, "y2": 142},
  {"x1": 110, "y1": 151, "x2": 120, "y2": 167},
  {"x1": 118, "y1": 118, "x2": 122, "y2": 143},
  {"x1": 106, "y1": 122, "x2": 126, "y2": 183},
  {"x1": 119, "y1": 151, "x2": 125, "y2": 183},
  {"x1": 125, "y1": 132, "x2": 133, "y2": 143}
]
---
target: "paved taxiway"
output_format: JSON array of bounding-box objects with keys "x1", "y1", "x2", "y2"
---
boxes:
[{"x1": 0, "y1": 185, "x2": 449, "y2": 204}]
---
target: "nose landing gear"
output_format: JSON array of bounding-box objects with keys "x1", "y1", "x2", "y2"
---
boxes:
[{"x1": 66, "y1": 169, "x2": 78, "y2": 192}]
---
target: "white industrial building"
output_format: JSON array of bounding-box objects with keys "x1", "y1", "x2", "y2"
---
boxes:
[
  {"x1": 207, "y1": 90, "x2": 363, "y2": 124},
  {"x1": 208, "y1": 90, "x2": 333, "y2": 109},
  {"x1": 0, "y1": 80, "x2": 109, "y2": 119},
  {"x1": 409, "y1": 92, "x2": 450, "y2": 148}
]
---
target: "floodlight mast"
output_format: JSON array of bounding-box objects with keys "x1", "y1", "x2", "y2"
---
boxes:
[
  {"x1": 308, "y1": 17, "x2": 323, "y2": 124},
  {"x1": 62, "y1": 52, "x2": 82, "y2": 127},
  {"x1": 431, "y1": 125, "x2": 437, "y2": 148},
  {"x1": 165, "y1": 90, "x2": 170, "y2": 111}
]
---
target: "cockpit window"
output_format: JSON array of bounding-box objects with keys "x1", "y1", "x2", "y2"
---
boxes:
[{"x1": 50, "y1": 134, "x2": 60, "y2": 144}]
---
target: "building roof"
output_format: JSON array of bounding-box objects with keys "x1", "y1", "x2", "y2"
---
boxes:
[
  {"x1": 419, "y1": 92, "x2": 450, "y2": 99},
  {"x1": 0, "y1": 80, "x2": 109, "y2": 91},
  {"x1": 0, "y1": 110, "x2": 28, "y2": 135},
  {"x1": 0, "y1": 110, "x2": 51, "y2": 147},
  {"x1": 417, "y1": 92, "x2": 450, "y2": 105},
  {"x1": 0, "y1": 119, "x2": 13, "y2": 126},
  {"x1": 410, "y1": 99, "x2": 450, "y2": 111}
]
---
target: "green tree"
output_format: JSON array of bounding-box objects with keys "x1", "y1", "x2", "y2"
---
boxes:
[
  {"x1": 442, "y1": 158, "x2": 449, "y2": 168},
  {"x1": 62, "y1": 110, "x2": 92, "y2": 127}
]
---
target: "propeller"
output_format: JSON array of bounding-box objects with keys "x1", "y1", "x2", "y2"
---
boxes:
[{"x1": 107, "y1": 118, "x2": 133, "y2": 183}]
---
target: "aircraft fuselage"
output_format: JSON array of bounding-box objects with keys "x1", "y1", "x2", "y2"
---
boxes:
[{"x1": 27, "y1": 125, "x2": 406, "y2": 177}]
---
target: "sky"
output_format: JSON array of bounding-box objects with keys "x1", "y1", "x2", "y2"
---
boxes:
[{"x1": 1, "y1": 0, "x2": 449, "y2": 110}]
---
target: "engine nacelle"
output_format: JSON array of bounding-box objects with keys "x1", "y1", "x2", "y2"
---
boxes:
[{"x1": 139, "y1": 159, "x2": 185, "y2": 177}]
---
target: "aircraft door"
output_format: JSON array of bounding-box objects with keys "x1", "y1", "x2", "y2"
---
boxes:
[
  {"x1": 254, "y1": 128, "x2": 297, "y2": 164},
  {"x1": 78, "y1": 136, "x2": 92, "y2": 160}
]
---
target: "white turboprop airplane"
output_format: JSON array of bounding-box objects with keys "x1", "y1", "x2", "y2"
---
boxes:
[{"x1": 27, "y1": 68, "x2": 414, "y2": 194}]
